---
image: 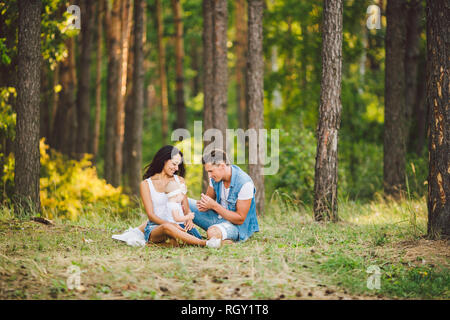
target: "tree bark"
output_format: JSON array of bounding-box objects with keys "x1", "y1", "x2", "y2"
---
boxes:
[
  {"x1": 236, "y1": 0, "x2": 248, "y2": 131},
  {"x1": 313, "y1": 0, "x2": 343, "y2": 222},
  {"x1": 112, "y1": 0, "x2": 132, "y2": 187},
  {"x1": 404, "y1": 0, "x2": 423, "y2": 148},
  {"x1": 172, "y1": 0, "x2": 186, "y2": 130},
  {"x1": 202, "y1": 0, "x2": 214, "y2": 192},
  {"x1": 384, "y1": 0, "x2": 407, "y2": 198},
  {"x1": 15, "y1": 0, "x2": 41, "y2": 214},
  {"x1": 51, "y1": 37, "x2": 77, "y2": 156},
  {"x1": 104, "y1": 0, "x2": 122, "y2": 183},
  {"x1": 76, "y1": 0, "x2": 96, "y2": 158},
  {"x1": 247, "y1": 0, "x2": 264, "y2": 216},
  {"x1": 128, "y1": 0, "x2": 146, "y2": 196},
  {"x1": 212, "y1": 0, "x2": 228, "y2": 147},
  {"x1": 91, "y1": 0, "x2": 104, "y2": 162},
  {"x1": 156, "y1": 0, "x2": 169, "y2": 143},
  {"x1": 40, "y1": 62, "x2": 51, "y2": 141},
  {"x1": 426, "y1": 0, "x2": 449, "y2": 238}
]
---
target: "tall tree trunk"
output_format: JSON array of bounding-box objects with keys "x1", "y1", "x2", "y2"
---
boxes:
[
  {"x1": 52, "y1": 37, "x2": 77, "y2": 156},
  {"x1": 404, "y1": 0, "x2": 423, "y2": 148},
  {"x1": 76, "y1": 0, "x2": 96, "y2": 158},
  {"x1": 236, "y1": 0, "x2": 248, "y2": 131},
  {"x1": 123, "y1": 30, "x2": 134, "y2": 183},
  {"x1": 112, "y1": 0, "x2": 132, "y2": 187},
  {"x1": 104, "y1": 0, "x2": 122, "y2": 183},
  {"x1": 410, "y1": 59, "x2": 427, "y2": 155},
  {"x1": 128, "y1": 0, "x2": 146, "y2": 196},
  {"x1": 313, "y1": 0, "x2": 343, "y2": 222},
  {"x1": 50, "y1": 63, "x2": 59, "y2": 138},
  {"x1": 384, "y1": 0, "x2": 407, "y2": 198},
  {"x1": 247, "y1": 0, "x2": 264, "y2": 215},
  {"x1": 91, "y1": 0, "x2": 104, "y2": 162},
  {"x1": 40, "y1": 62, "x2": 51, "y2": 141},
  {"x1": 172, "y1": 0, "x2": 186, "y2": 130},
  {"x1": 15, "y1": 0, "x2": 41, "y2": 214},
  {"x1": 191, "y1": 39, "x2": 201, "y2": 97},
  {"x1": 212, "y1": 0, "x2": 228, "y2": 148},
  {"x1": 202, "y1": 0, "x2": 214, "y2": 192},
  {"x1": 426, "y1": 0, "x2": 449, "y2": 239},
  {"x1": 156, "y1": 0, "x2": 169, "y2": 143}
]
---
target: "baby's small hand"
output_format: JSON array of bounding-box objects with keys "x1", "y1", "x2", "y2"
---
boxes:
[{"x1": 186, "y1": 212, "x2": 195, "y2": 220}]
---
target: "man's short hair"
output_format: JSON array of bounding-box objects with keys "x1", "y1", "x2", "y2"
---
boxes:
[{"x1": 202, "y1": 149, "x2": 231, "y2": 165}]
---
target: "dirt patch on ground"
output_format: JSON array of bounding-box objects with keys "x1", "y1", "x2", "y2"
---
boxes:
[{"x1": 390, "y1": 239, "x2": 450, "y2": 268}]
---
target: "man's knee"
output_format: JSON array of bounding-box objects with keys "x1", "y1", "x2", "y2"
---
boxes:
[{"x1": 207, "y1": 226, "x2": 222, "y2": 240}]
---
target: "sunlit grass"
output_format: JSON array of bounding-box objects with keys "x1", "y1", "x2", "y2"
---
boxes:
[{"x1": 0, "y1": 195, "x2": 448, "y2": 300}]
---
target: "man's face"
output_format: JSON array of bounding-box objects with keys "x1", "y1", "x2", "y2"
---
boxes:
[{"x1": 204, "y1": 162, "x2": 227, "y2": 182}]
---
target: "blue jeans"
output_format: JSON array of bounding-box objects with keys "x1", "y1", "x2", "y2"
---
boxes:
[
  {"x1": 189, "y1": 198, "x2": 239, "y2": 241},
  {"x1": 144, "y1": 220, "x2": 203, "y2": 242}
]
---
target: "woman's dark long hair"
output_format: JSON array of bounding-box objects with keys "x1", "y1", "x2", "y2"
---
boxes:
[{"x1": 142, "y1": 145, "x2": 186, "y2": 179}]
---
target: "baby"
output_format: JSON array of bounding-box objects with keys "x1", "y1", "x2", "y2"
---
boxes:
[{"x1": 165, "y1": 180, "x2": 194, "y2": 223}]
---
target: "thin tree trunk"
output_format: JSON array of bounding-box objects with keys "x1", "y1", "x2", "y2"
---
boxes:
[
  {"x1": 91, "y1": 0, "x2": 104, "y2": 161},
  {"x1": 236, "y1": 0, "x2": 248, "y2": 131},
  {"x1": 426, "y1": 0, "x2": 449, "y2": 239},
  {"x1": 384, "y1": 0, "x2": 407, "y2": 198},
  {"x1": 247, "y1": 0, "x2": 264, "y2": 215},
  {"x1": 112, "y1": 0, "x2": 132, "y2": 187},
  {"x1": 104, "y1": 0, "x2": 121, "y2": 183},
  {"x1": 123, "y1": 30, "x2": 134, "y2": 183},
  {"x1": 404, "y1": 0, "x2": 423, "y2": 148},
  {"x1": 191, "y1": 40, "x2": 201, "y2": 97},
  {"x1": 52, "y1": 37, "x2": 77, "y2": 156},
  {"x1": 76, "y1": 0, "x2": 96, "y2": 158},
  {"x1": 128, "y1": 0, "x2": 146, "y2": 196},
  {"x1": 40, "y1": 62, "x2": 51, "y2": 141},
  {"x1": 172, "y1": 0, "x2": 186, "y2": 130},
  {"x1": 15, "y1": 0, "x2": 41, "y2": 214},
  {"x1": 202, "y1": 0, "x2": 214, "y2": 192},
  {"x1": 212, "y1": 0, "x2": 228, "y2": 148},
  {"x1": 156, "y1": 0, "x2": 169, "y2": 143},
  {"x1": 50, "y1": 63, "x2": 59, "y2": 139},
  {"x1": 313, "y1": 0, "x2": 343, "y2": 222}
]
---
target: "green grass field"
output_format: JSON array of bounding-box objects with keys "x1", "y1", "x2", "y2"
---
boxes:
[{"x1": 0, "y1": 195, "x2": 448, "y2": 300}]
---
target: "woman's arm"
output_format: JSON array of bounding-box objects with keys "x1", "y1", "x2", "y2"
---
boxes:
[{"x1": 140, "y1": 180, "x2": 168, "y2": 225}]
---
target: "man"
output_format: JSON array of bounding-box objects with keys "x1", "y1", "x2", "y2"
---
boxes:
[{"x1": 189, "y1": 149, "x2": 260, "y2": 247}]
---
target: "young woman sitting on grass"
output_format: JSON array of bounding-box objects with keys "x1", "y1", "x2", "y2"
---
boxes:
[{"x1": 136, "y1": 145, "x2": 206, "y2": 246}]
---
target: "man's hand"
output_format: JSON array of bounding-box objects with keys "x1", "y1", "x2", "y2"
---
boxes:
[{"x1": 197, "y1": 193, "x2": 217, "y2": 212}]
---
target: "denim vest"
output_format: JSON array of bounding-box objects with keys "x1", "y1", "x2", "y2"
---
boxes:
[{"x1": 211, "y1": 164, "x2": 259, "y2": 241}]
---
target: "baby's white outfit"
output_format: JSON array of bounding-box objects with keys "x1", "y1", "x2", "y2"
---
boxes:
[
  {"x1": 165, "y1": 176, "x2": 188, "y2": 223},
  {"x1": 167, "y1": 201, "x2": 184, "y2": 224}
]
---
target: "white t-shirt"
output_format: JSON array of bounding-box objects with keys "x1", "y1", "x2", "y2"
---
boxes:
[{"x1": 209, "y1": 178, "x2": 254, "y2": 219}]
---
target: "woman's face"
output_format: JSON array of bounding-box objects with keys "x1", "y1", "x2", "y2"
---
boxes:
[{"x1": 163, "y1": 153, "x2": 182, "y2": 176}]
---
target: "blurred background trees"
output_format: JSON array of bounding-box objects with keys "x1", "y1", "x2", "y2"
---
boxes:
[{"x1": 1, "y1": 0, "x2": 446, "y2": 235}]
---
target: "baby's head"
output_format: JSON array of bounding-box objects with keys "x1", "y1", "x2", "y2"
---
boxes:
[{"x1": 165, "y1": 180, "x2": 184, "y2": 203}]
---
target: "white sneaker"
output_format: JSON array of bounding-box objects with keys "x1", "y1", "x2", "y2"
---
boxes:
[{"x1": 206, "y1": 237, "x2": 221, "y2": 249}]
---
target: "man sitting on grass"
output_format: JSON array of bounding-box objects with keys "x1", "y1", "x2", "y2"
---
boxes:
[{"x1": 189, "y1": 149, "x2": 260, "y2": 248}]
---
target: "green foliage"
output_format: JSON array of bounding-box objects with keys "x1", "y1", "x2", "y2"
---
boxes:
[
  {"x1": 265, "y1": 128, "x2": 316, "y2": 204},
  {"x1": 0, "y1": 87, "x2": 16, "y2": 140},
  {"x1": 2, "y1": 139, "x2": 130, "y2": 220}
]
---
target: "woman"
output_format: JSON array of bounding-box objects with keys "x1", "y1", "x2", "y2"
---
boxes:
[{"x1": 136, "y1": 145, "x2": 206, "y2": 246}]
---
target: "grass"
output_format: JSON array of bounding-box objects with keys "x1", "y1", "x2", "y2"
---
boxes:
[{"x1": 0, "y1": 195, "x2": 448, "y2": 300}]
